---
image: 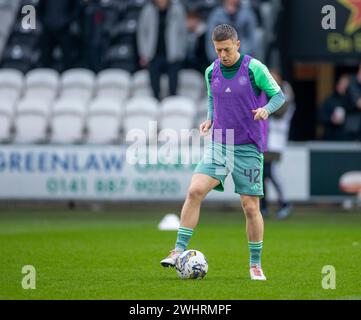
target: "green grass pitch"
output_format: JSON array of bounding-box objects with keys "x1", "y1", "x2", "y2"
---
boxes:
[{"x1": 0, "y1": 206, "x2": 360, "y2": 300}]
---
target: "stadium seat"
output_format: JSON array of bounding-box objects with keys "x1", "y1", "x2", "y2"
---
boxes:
[
  {"x1": 161, "y1": 96, "x2": 197, "y2": 117},
  {"x1": 60, "y1": 68, "x2": 95, "y2": 102},
  {"x1": 160, "y1": 96, "x2": 197, "y2": 135},
  {"x1": 24, "y1": 68, "x2": 59, "y2": 102},
  {"x1": 14, "y1": 98, "x2": 51, "y2": 143},
  {"x1": 0, "y1": 96, "x2": 16, "y2": 117},
  {"x1": 86, "y1": 97, "x2": 122, "y2": 144},
  {"x1": 0, "y1": 115, "x2": 12, "y2": 142},
  {"x1": 131, "y1": 70, "x2": 153, "y2": 97},
  {"x1": 177, "y1": 69, "x2": 205, "y2": 100},
  {"x1": 96, "y1": 69, "x2": 131, "y2": 101},
  {"x1": 50, "y1": 98, "x2": 87, "y2": 144},
  {"x1": 125, "y1": 96, "x2": 159, "y2": 115},
  {"x1": 124, "y1": 96, "x2": 160, "y2": 143},
  {"x1": 0, "y1": 68, "x2": 24, "y2": 101},
  {"x1": 16, "y1": 96, "x2": 51, "y2": 115},
  {"x1": 0, "y1": 98, "x2": 16, "y2": 142}
]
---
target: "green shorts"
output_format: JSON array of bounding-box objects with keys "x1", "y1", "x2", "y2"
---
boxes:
[{"x1": 194, "y1": 142, "x2": 264, "y2": 196}]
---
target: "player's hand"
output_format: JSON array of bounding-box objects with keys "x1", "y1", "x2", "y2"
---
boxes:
[
  {"x1": 199, "y1": 120, "x2": 212, "y2": 136},
  {"x1": 252, "y1": 108, "x2": 269, "y2": 121}
]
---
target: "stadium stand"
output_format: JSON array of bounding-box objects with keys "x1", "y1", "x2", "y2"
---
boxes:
[{"x1": 0, "y1": 0, "x2": 290, "y2": 145}]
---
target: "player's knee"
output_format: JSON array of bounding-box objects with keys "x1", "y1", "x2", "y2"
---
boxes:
[
  {"x1": 187, "y1": 186, "x2": 206, "y2": 202},
  {"x1": 241, "y1": 199, "x2": 259, "y2": 217}
]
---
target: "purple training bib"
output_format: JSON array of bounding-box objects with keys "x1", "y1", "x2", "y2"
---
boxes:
[{"x1": 211, "y1": 55, "x2": 268, "y2": 152}]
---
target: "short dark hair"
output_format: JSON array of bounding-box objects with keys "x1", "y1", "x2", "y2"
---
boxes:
[{"x1": 212, "y1": 24, "x2": 238, "y2": 42}]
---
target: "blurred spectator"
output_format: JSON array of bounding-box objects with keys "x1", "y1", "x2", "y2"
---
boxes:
[
  {"x1": 319, "y1": 74, "x2": 350, "y2": 141},
  {"x1": 38, "y1": 0, "x2": 80, "y2": 71},
  {"x1": 345, "y1": 64, "x2": 361, "y2": 140},
  {"x1": 261, "y1": 69, "x2": 295, "y2": 219},
  {"x1": 137, "y1": 0, "x2": 187, "y2": 100},
  {"x1": 206, "y1": 0, "x2": 258, "y2": 61},
  {"x1": 184, "y1": 10, "x2": 209, "y2": 73},
  {"x1": 79, "y1": 0, "x2": 106, "y2": 72}
]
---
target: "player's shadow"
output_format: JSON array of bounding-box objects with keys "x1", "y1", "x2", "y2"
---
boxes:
[{"x1": 161, "y1": 275, "x2": 248, "y2": 281}]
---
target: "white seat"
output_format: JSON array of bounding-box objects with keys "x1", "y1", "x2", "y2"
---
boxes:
[
  {"x1": 160, "y1": 96, "x2": 197, "y2": 133},
  {"x1": 14, "y1": 98, "x2": 51, "y2": 143},
  {"x1": 50, "y1": 98, "x2": 87, "y2": 144},
  {"x1": 123, "y1": 97, "x2": 159, "y2": 143},
  {"x1": 123, "y1": 114, "x2": 158, "y2": 144},
  {"x1": 88, "y1": 97, "x2": 122, "y2": 114},
  {"x1": 160, "y1": 115, "x2": 195, "y2": 133},
  {"x1": 24, "y1": 68, "x2": 59, "y2": 101},
  {"x1": 132, "y1": 87, "x2": 153, "y2": 97},
  {"x1": 96, "y1": 69, "x2": 131, "y2": 100},
  {"x1": 61, "y1": 68, "x2": 95, "y2": 102},
  {"x1": 86, "y1": 98, "x2": 122, "y2": 144},
  {"x1": 0, "y1": 68, "x2": 24, "y2": 101},
  {"x1": 131, "y1": 69, "x2": 153, "y2": 97},
  {"x1": 16, "y1": 97, "x2": 51, "y2": 116},
  {"x1": 0, "y1": 96, "x2": 17, "y2": 116},
  {"x1": 61, "y1": 68, "x2": 95, "y2": 88},
  {"x1": 25, "y1": 68, "x2": 59, "y2": 88},
  {"x1": 177, "y1": 69, "x2": 204, "y2": 100},
  {"x1": 23, "y1": 88, "x2": 57, "y2": 102},
  {"x1": 125, "y1": 96, "x2": 159, "y2": 116},
  {"x1": 161, "y1": 96, "x2": 196, "y2": 117},
  {"x1": 0, "y1": 114, "x2": 12, "y2": 142},
  {"x1": 61, "y1": 88, "x2": 93, "y2": 102},
  {"x1": 0, "y1": 98, "x2": 15, "y2": 142},
  {"x1": 52, "y1": 97, "x2": 87, "y2": 115}
]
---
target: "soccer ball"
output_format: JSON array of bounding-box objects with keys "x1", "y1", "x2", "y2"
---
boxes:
[{"x1": 175, "y1": 250, "x2": 208, "y2": 280}]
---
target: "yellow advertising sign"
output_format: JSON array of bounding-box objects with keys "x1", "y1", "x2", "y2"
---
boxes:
[{"x1": 327, "y1": 0, "x2": 361, "y2": 52}]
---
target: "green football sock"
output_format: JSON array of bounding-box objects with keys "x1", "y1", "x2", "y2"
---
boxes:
[
  {"x1": 175, "y1": 227, "x2": 193, "y2": 251},
  {"x1": 249, "y1": 241, "x2": 263, "y2": 267}
]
